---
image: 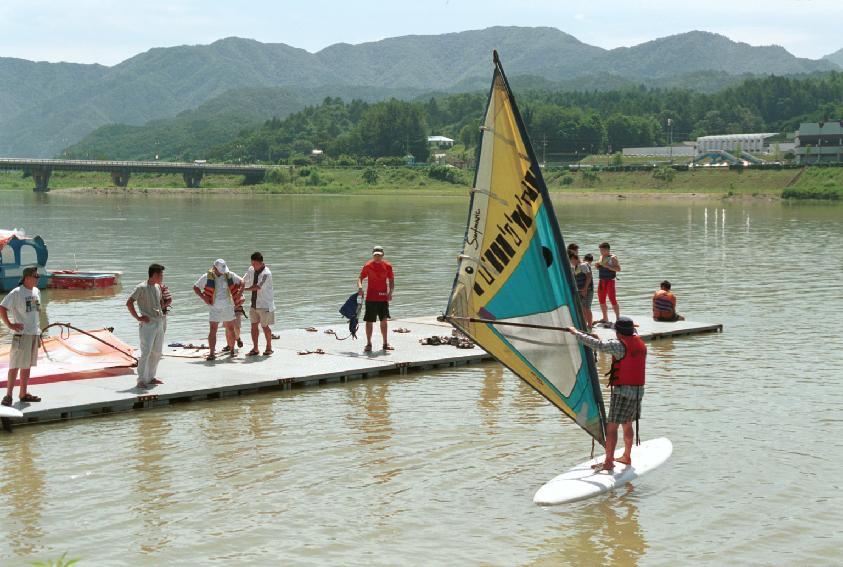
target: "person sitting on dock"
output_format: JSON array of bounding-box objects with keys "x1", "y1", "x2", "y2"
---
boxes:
[
  {"x1": 193, "y1": 259, "x2": 244, "y2": 360},
  {"x1": 564, "y1": 316, "x2": 645, "y2": 472},
  {"x1": 594, "y1": 242, "x2": 621, "y2": 326},
  {"x1": 1, "y1": 266, "x2": 43, "y2": 405},
  {"x1": 357, "y1": 245, "x2": 394, "y2": 353},
  {"x1": 242, "y1": 251, "x2": 276, "y2": 357},
  {"x1": 126, "y1": 263, "x2": 167, "y2": 389},
  {"x1": 653, "y1": 280, "x2": 685, "y2": 322}
]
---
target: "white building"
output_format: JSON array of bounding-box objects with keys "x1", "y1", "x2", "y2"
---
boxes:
[
  {"x1": 696, "y1": 133, "x2": 778, "y2": 155},
  {"x1": 427, "y1": 135, "x2": 454, "y2": 148}
]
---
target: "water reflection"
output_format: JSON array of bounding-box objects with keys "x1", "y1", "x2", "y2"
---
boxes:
[
  {"x1": 131, "y1": 412, "x2": 173, "y2": 554},
  {"x1": 513, "y1": 377, "x2": 544, "y2": 425},
  {"x1": 532, "y1": 487, "x2": 645, "y2": 566},
  {"x1": 477, "y1": 364, "x2": 503, "y2": 431},
  {"x1": 0, "y1": 439, "x2": 45, "y2": 556},
  {"x1": 346, "y1": 380, "x2": 397, "y2": 485}
]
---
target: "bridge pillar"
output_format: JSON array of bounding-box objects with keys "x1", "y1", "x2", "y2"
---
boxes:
[
  {"x1": 32, "y1": 167, "x2": 52, "y2": 192},
  {"x1": 110, "y1": 170, "x2": 131, "y2": 187},
  {"x1": 183, "y1": 171, "x2": 204, "y2": 188}
]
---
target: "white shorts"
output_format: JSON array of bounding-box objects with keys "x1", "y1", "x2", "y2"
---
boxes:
[
  {"x1": 249, "y1": 307, "x2": 275, "y2": 327},
  {"x1": 10, "y1": 334, "x2": 39, "y2": 370},
  {"x1": 209, "y1": 305, "x2": 236, "y2": 323}
]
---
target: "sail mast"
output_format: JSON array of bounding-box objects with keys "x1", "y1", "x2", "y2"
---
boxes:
[{"x1": 445, "y1": 51, "x2": 607, "y2": 446}]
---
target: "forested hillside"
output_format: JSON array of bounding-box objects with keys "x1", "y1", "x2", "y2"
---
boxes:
[{"x1": 2, "y1": 26, "x2": 839, "y2": 158}]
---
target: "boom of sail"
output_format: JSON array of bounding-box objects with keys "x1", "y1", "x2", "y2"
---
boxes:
[{"x1": 445, "y1": 52, "x2": 607, "y2": 446}]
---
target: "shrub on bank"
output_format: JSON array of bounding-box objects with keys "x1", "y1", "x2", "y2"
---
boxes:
[{"x1": 428, "y1": 165, "x2": 465, "y2": 184}]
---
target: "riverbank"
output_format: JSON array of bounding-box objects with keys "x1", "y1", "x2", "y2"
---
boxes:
[{"x1": 2, "y1": 165, "x2": 842, "y2": 200}]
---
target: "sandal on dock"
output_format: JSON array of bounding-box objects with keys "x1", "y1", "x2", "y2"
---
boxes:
[
  {"x1": 246, "y1": 350, "x2": 260, "y2": 357},
  {"x1": 363, "y1": 344, "x2": 372, "y2": 353},
  {"x1": 263, "y1": 349, "x2": 274, "y2": 356},
  {"x1": 2, "y1": 395, "x2": 12, "y2": 407},
  {"x1": 205, "y1": 353, "x2": 216, "y2": 361},
  {"x1": 19, "y1": 393, "x2": 41, "y2": 403},
  {"x1": 383, "y1": 344, "x2": 394, "y2": 351}
]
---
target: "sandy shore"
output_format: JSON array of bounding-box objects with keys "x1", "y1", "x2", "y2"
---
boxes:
[{"x1": 48, "y1": 185, "x2": 786, "y2": 203}]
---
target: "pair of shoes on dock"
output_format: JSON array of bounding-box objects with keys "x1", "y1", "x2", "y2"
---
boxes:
[{"x1": 298, "y1": 349, "x2": 325, "y2": 355}]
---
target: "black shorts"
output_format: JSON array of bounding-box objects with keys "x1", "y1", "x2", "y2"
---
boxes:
[{"x1": 364, "y1": 301, "x2": 390, "y2": 322}]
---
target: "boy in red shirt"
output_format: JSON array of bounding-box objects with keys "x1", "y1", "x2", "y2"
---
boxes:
[{"x1": 357, "y1": 246, "x2": 395, "y2": 352}]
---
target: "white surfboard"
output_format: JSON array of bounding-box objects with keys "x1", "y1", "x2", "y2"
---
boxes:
[
  {"x1": 534, "y1": 437, "x2": 673, "y2": 505},
  {"x1": 0, "y1": 406, "x2": 24, "y2": 419}
]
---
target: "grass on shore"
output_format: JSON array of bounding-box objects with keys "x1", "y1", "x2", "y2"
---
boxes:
[{"x1": 2, "y1": 164, "x2": 842, "y2": 200}]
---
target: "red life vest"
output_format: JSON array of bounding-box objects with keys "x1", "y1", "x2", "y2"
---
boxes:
[
  {"x1": 609, "y1": 334, "x2": 646, "y2": 386},
  {"x1": 202, "y1": 270, "x2": 243, "y2": 307}
]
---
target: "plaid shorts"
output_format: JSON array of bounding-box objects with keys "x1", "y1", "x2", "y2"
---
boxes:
[{"x1": 608, "y1": 386, "x2": 644, "y2": 424}]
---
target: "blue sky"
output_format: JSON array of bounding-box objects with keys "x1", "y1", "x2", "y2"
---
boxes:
[{"x1": 0, "y1": 0, "x2": 840, "y2": 65}]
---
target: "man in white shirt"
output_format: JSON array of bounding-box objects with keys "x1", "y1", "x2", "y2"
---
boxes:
[
  {"x1": 0, "y1": 266, "x2": 43, "y2": 405},
  {"x1": 193, "y1": 259, "x2": 244, "y2": 360},
  {"x1": 242, "y1": 251, "x2": 276, "y2": 356},
  {"x1": 126, "y1": 263, "x2": 166, "y2": 389}
]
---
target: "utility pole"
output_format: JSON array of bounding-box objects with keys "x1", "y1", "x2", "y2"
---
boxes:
[
  {"x1": 667, "y1": 118, "x2": 673, "y2": 164},
  {"x1": 542, "y1": 134, "x2": 547, "y2": 166}
]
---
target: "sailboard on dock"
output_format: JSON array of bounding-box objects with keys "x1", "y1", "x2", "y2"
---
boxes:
[{"x1": 443, "y1": 51, "x2": 671, "y2": 505}]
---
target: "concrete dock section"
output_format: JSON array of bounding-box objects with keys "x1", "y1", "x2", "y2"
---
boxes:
[{"x1": 6, "y1": 314, "x2": 721, "y2": 427}]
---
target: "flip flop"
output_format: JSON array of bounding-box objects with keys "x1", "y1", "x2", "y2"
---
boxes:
[
  {"x1": 20, "y1": 393, "x2": 41, "y2": 402},
  {"x1": 363, "y1": 344, "x2": 372, "y2": 352},
  {"x1": 263, "y1": 349, "x2": 273, "y2": 356},
  {"x1": 221, "y1": 345, "x2": 231, "y2": 352},
  {"x1": 2, "y1": 395, "x2": 13, "y2": 406},
  {"x1": 383, "y1": 344, "x2": 394, "y2": 351},
  {"x1": 591, "y1": 462, "x2": 614, "y2": 472},
  {"x1": 245, "y1": 350, "x2": 260, "y2": 357},
  {"x1": 205, "y1": 353, "x2": 216, "y2": 361}
]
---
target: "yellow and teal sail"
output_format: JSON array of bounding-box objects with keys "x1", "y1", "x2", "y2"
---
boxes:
[{"x1": 445, "y1": 52, "x2": 607, "y2": 446}]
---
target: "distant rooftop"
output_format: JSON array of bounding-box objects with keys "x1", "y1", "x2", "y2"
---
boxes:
[
  {"x1": 427, "y1": 136, "x2": 454, "y2": 143},
  {"x1": 696, "y1": 133, "x2": 778, "y2": 141}
]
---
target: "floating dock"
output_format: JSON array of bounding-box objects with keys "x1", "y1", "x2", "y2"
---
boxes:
[{"x1": 6, "y1": 314, "x2": 721, "y2": 427}]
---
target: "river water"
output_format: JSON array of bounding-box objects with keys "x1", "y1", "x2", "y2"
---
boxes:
[{"x1": 0, "y1": 191, "x2": 841, "y2": 566}]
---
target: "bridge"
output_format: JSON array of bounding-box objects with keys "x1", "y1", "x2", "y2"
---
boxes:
[{"x1": 0, "y1": 158, "x2": 267, "y2": 191}]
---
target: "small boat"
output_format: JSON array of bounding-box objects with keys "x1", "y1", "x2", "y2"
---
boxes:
[
  {"x1": 47, "y1": 270, "x2": 122, "y2": 289},
  {"x1": 1, "y1": 229, "x2": 121, "y2": 292},
  {"x1": 0, "y1": 229, "x2": 50, "y2": 291}
]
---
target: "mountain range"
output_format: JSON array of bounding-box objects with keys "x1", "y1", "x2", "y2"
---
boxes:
[{"x1": 1, "y1": 26, "x2": 840, "y2": 158}]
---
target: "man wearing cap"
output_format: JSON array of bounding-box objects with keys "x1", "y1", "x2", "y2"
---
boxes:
[
  {"x1": 126, "y1": 263, "x2": 167, "y2": 389},
  {"x1": 357, "y1": 246, "x2": 394, "y2": 352},
  {"x1": 0, "y1": 266, "x2": 43, "y2": 406},
  {"x1": 193, "y1": 259, "x2": 244, "y2": 360},
  {"x1": 564, "y1": 315, "x2": 646, "y2": 472}
]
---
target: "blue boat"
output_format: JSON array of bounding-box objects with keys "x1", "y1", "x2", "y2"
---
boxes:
[{"x1": 0, "y1": 230, "x2": 50, "y2": 291}]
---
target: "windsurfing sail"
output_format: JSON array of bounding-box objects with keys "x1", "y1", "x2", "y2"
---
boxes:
[
  {"x1": 444, "y1": 51, "x2": 607, "y2": 446},
  {"x1": 0, "y1": 328, "x2": 137, "y2": 387}
]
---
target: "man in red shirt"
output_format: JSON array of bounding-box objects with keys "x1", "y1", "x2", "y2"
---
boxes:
[{"x1": 357, "y1": 245, "x2": 395, "y2": 352}]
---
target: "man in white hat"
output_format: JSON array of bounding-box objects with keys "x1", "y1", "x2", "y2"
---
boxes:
[{"x1": 193, "y1": 259, "x2": 244, "y2": 360}]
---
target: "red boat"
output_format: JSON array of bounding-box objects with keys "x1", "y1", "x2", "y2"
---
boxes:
[{"x1": 47, "y1": 270, "x2": 122, "y2": 289}]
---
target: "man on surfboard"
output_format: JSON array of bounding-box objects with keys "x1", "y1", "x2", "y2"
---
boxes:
[{"x1": 564, "y1": 316, "x2": 646, "y2": 472}]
